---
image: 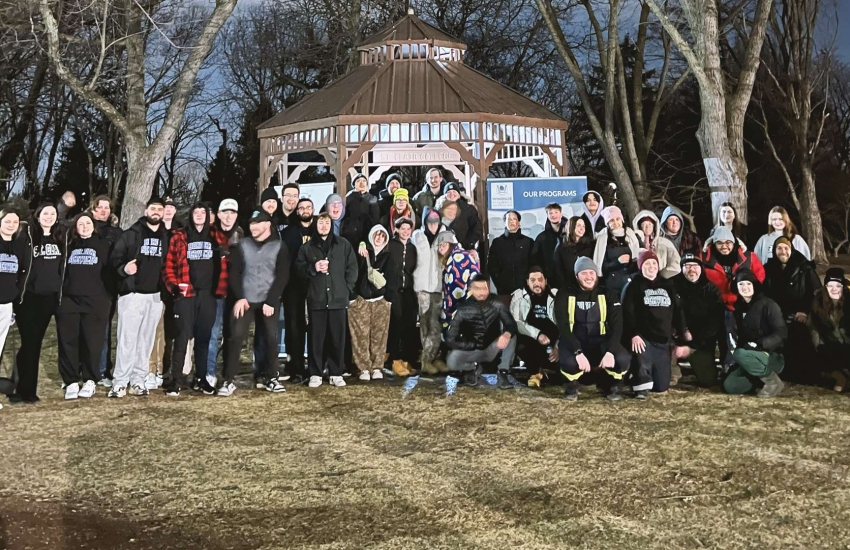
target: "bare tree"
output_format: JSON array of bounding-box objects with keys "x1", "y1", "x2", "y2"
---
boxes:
[
  {"x1": 644, "y1": 0, "x2": 773, "y2": 223},
  {"x1": 36, "y1": 0, "x2": 238, "y2": 227}
]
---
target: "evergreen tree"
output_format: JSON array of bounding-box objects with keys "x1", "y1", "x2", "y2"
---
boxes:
[
  {"x1": 200, "y1": 143, "x2": 242, "y2": 210},
  {"x1": 52, "y1": 131, "x2": 105, "y2": 207}
]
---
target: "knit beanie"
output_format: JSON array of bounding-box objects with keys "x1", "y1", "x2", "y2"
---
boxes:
[
  {"x1": 825, "y1": 267, "x2": 846, "y2": 286},
  {"x1": 773, "y1": 236, "x2": 794, "y2": 252},
  {"x1": 435, "y1": 230, "x2": 458, "y2": 246},
  {"x1": 602, "y1": 206, "x2": 623, "y2": 225},
  {"x1": 393, "y1": 188, "x2": 410, "y2": 202},
  {"x1": 260, "y1": 187, "x2": 278, "y2": 203},
  {"x1": 325, "y1": 193, "x2": 343, "y2": 207},
  {"x1": 574, "y1": 256, "x2": 598, "y2": 277},
  {"x1": 713, "y1": 226, "x2": 735, "y2": 244},
  {"x1": 680, "y1": 252, "x2": 702, "y2": 267},
  {"x1": 442, "y1": 182, "x2": 461, "y2": 196},
  {"x1": 637, "y1": 249, "x2": 659, "y2": 270},
  {"x1": 351, "y1": 173, "x2": 368, "y2": 189}
]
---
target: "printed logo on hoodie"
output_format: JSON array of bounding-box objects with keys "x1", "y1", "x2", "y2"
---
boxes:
[
  {"x1": 187, "y1": 241, "x2": 212, "y2": 261},
  {"x1": 34, "y1": 243, "x2": 61, "y2": 259},
  {"x1": 140, "y1": 238, "x2": 162, "y2": 257},
  {"x1": 68, "y1": 248, "x2": 99, "y2": 266},
  {"x1": 643, "y1": 288, "x2": 671, "y2": 308},
  {"x1": 0, "y1": 253, "x2": 18, "y2": 273}
]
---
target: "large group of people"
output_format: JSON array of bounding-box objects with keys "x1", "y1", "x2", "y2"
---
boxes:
[{"x1": 0, "y1": 171, "x2": 847, "y2": 409}]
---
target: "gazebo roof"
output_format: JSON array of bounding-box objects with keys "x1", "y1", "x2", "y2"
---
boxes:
[{"x1": 258, "y1": 12, "x2": 566, "y2": 136}]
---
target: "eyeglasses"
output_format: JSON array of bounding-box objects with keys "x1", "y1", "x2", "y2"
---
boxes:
[{"x1": 283, "y1": 193, "x2": 299, "y2": 199}]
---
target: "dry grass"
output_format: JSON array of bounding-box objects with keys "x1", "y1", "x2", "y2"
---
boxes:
[{"x1": 1, "y1": 326, "x2": 850, "y2": 549}]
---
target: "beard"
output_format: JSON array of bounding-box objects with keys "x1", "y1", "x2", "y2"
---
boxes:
[
  {"x1": 145, "y1": 215, "x2": 162, "y2": 226},
  {"x1": 299, "y1": 212, "x2": 313, "y2": 222}
]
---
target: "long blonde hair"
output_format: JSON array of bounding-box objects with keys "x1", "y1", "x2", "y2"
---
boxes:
[{"x1": 767, "y1": 206, "x2": 798, "y2": 239}]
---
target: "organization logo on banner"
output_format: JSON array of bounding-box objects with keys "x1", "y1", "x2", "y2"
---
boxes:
[{"x1": 490, "y1": 181, "x2": 514, "y2": 210}]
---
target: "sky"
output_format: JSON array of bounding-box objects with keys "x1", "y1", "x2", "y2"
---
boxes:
[{"x1": 838, "y1": 2, "x2": 850, "y2": 60}]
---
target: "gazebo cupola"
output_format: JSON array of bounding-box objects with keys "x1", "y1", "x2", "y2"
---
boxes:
[{"x1": 256, "y1": 9, "x2": 569, "y2": 228}]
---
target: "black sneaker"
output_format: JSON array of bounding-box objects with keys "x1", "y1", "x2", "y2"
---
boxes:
[
  {"x1": 191, "y1": 378, "x2": 202, "y2": 392},
  {"x1": 497, "y1": 371, "x2": 513, "y2": 390},
  {"x1": 563, "y1": 391, "x2": 579, "y2": 402},
  {"x1": 198, "y1": 377, "x2": 216, "y2": 396},
  {"x1": 287, "y1": 374, "x2": 305, "y2": 386},
  {"x1": 463, "y1": 371, "x2": 479, "y2": 387},
  {"x1": 606, "y1": 386, "x2": 623, "y2": 402},
  {"x1": 634, "y1": 389, "x2": 649, "y2": 400},
  {"x1": 164, "y1": 382, "x2": 180, "y2": 397},
  {"x1": 265, "y1": 379, "x2": 287, "y2": 393}
]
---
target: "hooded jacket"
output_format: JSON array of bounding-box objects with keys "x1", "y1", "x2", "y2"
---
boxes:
[
  {"x1": 510, "y1": 286, "x2": 558, "y2": 341},
  {"x1": 632, "y1": 210, "x2": 681, "y2": 279},
  {"x1": 659, "y1": 206, "x2": 702, "y2": 256},
  {"x1": 437, "y1": 194, "x2": 482, "y2": 250},
  {"x1": 386, "y1": 232, "x2": 416, "y2": 295},
  {"x1": 281, "y1": 216, "x2": 315, "y2": 293},
  {"x1": 295, "y1": 229, "x2": 358, "y2": 309},
  {"x1": 488, "y1": 228, "x2": 534, "y2": 295},
  {"x1": 554, "y1": 283, "x2": 623, "y2": 355},
  {"x1": 379, "y1": 173, "x2": 403, "y2": 218},
  {"x1": 672, "y1": 271, "x2": 725, "y2": 351},
  {"x1": 445, "y1": 294, "x2": 517, "y2": 351},
  {"x1": 162, "y1": 204, "x2": 229, "y2": 299},
  {"x1": 753, "y1": 232, "x2": 812, "y2": 264},
  {"x1": 342, "y1": 188, "x2": 380, "y2": 249},
  {"x1": 260, "y1": 187, "x2": 287, "y2": 236},
  {"x1": 553, "y1": 237, "x2": 595, "y2": 291},
  {"x1": 592, "y1": 226, "x2": 640, "y2": 294},
  {"x1": 0, "y1": 232, "x2": 27, "y2": 304},
  {"x1": 353, "y1": 225, "x2": 394, "y2": 301},
  {"x1": 61, "y1": 232, "x2": 111, "y2": 302},
  {"x1": 532, "y1": 219, "x2": 565, "y2": 282},
  {"x1": 732, "y1": 272, "x2": 786, "y2": 352},
  {"x1": 622, "y1": 273, "x2": 687, "y2": 345},
  {"x1": 411, "y1": 207, "x2": 447, "y2": 293},
  {"x1": 703, "y1": 245, "x2": 765, "y2": 310},
  {"x1": 111, "y1": 217, "x2": 168, "y2": 296},
  {"x1": 763, "y1": 250, "x2": 821, "y2": 319},
  {"x1": 17, "y1": 221, "x2": 65, "y2": 302},
  {"x1": 412, "y1": 183, "x2": 442, "y2": 219},
  {"x1": 442, "y1": 244, "x2": 481, "y2": 328},
  {"x1": 579, "y1": 191, "x2": 606, "y2": 235}
]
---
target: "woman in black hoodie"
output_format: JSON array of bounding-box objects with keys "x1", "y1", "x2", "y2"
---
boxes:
[
  {"x1": 553, "y1": 216, "x2": 595, "y2": 290},
  {"x1": 10, "y1": 203, "x2": 66, "y2": 403},
  {"x1": 56, "y1": 212, "x2": 112, "y2": 401},
  {"x1": 807, "y1": 268, "x2": 850, "y2": 392}
]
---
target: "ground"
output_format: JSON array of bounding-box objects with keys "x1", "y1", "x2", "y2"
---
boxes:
[{"x1": 1, "y1": 328, "x2": 850, "y2": 550}]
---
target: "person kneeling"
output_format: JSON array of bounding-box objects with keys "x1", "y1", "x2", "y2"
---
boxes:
[
  {"x1": 808, "y1": 268, "x2": 850, "y2": 391},
  {"x1": 218, "y1": 211, "x2": 290, "y2": 396},
  {"x1": 723, "y1": 269, "x2": 787, "y2": 397},
  {"x1": 510, "y1": 266, "x2": 559, "y2": 388},
  {"x1": 622, "y1": 251, "x2": 689, "y2": 399},
  {"x1": 445, "y1": 274, "x2": 517, "y2": 387},
  {"x1": 556, "y1": 257, "x2": 631, "y2": 402}
]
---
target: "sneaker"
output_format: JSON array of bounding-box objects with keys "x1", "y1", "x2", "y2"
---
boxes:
[
  {"x1": 358, "y1": 371, "x2": 371, "y2": 381},
  {"x1": 308, "y1": 376, "x2": 323, "y2": 388},
  {"x1": 108, "y1": 385, "x2": 127, "y2": 398},
  {"x1": 463, "y1": 371, "x2": 479, "y2": 387},
  {"x1": 218, "y1": 382, "x2": 236, "y2": 397},
  {"x1": 163, "y1": 380, "x2": 180, "y2": 397},
  {"x1": 277, "y1": 373, "x2": 291, "y2": 382},
  {"x1": 206, "y1": 374, "x2": 217, "y2": 388},
  {"x1": 497, "y1": 371, "x2": 513, "y2": 390},
  {"x1": 371, "y1": 369, "x2": 383, "y2": 380},
  {"x1": 288, "y1": 374, "x2": 305, "y2": 386},
  {"x1": 342, "y1": 372, "x2": 352, "y2": 378},
  {"x1": 563, "y1": 391, "x2": 579, "y2": 402},
  {"x1": 97, "y1": 378, "x2": 113, "y2": 388},
  {"x1": 265, "y1": 379, "x2": 287, "y2": 393},
  {"x1": 329, "y1": 376, "x2": 346, "y2": 387},
  {"x1": 128, "y1": 385, "x2": 149, "y2": 396},
  {"x1": 64, "y1": 383, "x2": 80, "y2": 400},
  {"x1": 254, "y1": 379, "x2": 267, "y2": 389},
  {"x1": 527, "y1": 373, "x2": 543, "y2": 388},
  {"x1": 198, "y1": 377, "x2": 216, "y2": 396},
  {"x1": 634, "y1": 390, "x2": 649, "y2": 400},
  {"x1": 144, "y1": 373, "x2": 158, "y2": 390},
  {"x1": 606, "y1": 386, "x2": 623, "y2": 402},
  {"x1": 78, "y1": 380, "x2": 96, "y2": 399}
]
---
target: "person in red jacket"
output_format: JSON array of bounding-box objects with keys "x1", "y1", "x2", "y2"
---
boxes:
[
  {"x1": 702, "y1": 226, "x2": 764, "y2": 367},
  {"x1": 161, "y1": 203, "x2": 229, "y2": 396}
]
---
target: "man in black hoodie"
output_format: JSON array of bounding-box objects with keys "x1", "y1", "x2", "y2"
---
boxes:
[
  {"x1": 671, "y1": 253, "x2": 725, "y2": 387},
  {"x1": 218, "y1": 210, "x2": 290, "y2": 397},
  {"x1": 281, "y1": 197, "x2": 315, "y2": 383},
  {"x1": 622, "y1": 250, "x2": 688, "y2": 398},
  {"x1": 763, "y1": 236, "x2": 821, "y2": 382},
  {"x1": 488, "y1": 210, "x2": 533, "y2": 297},
  {"x1": 724, "y1": 269, "x2": 787, "y2": 397},
  {"x1": 532, "y1": 203, "x2": 565, "y2": 283},
  {"x1": 91, "y1": 194, "x2": 123, "y2": 385},
  {"x1": 108, "y1": 197, "x2": 167, "y2": 398}
]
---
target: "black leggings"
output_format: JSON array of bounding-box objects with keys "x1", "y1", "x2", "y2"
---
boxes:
[{"x1": 14, "y1": 293, "x2": 58, "y2": 398}]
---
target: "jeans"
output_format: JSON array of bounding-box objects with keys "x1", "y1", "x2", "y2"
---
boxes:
[
  {"x1": 446, "y1": 336, "x2": 517, "y2": 372},
  {"x1": 253, "y1": 306, "x2": 285, "y2": 378},
  {"x1": 207, "y1": 298, "x2": 226, "y2": 378}
]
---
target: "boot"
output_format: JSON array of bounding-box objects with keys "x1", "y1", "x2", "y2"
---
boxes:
[
  {"x1": 497, "y1": 370, "x2": 512, "y2": 390},
  {"x1": 402, "y1": 361, "x2": 417, "y2": 376},
  {"x1": 432, "y1": 359, "x2": 449, "y2": 373},
  {"x1": 392, "y1": 360, "x2": 410, "y2": 377},
  {"x1": 606, "y1": 384, "x2": 623, "y2": 402},
  {"x1": 757, "y1": 371, "x2": 784, "y2": 398},
  {"x1": 421, "y1": 361, "x2": 438, "y2": 375},
  {"x1": 527, "y1": 373, "x2": 543, "y2": 388},
  {"x1": 831, "y1": 370, "x2": 847, "y2": 393},
  {"x1": 562, "y1": 381, "x2": 579, "y2": 401}
]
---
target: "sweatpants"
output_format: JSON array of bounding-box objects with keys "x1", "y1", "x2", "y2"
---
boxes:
[
  {"x1": 309, "y1": 308, "x2": 347, "y2": 377},
  {"x1": 207, "y1": 297, "x2": 226, "y2": 378},
  {"x1": 388, "y1": 289, "x2": 418, "y2": 364},
  {"x1": 223, "y1": 303, "x2": 280, "y2": 382},
  {"x1": 57, "y1": 297, "x2": 110, "y2": 385},
  {"x1": 170, "y1": 292, "x2": 217, "y2": 383},
  {"x1": 631, "y1": 340, "x2": 672, "y2": 393},
  {"x1": 98, "y1": 300, "x2": 117, "y2": 377},
  {"x1": 446, "y1": 336, "x2": 516, "y2": 372},
  {"x1": 671, "y1": 348, "x2": 717, "y2": 387},
  {"x1": 284, "y1": 288, "x2": 309, "y2": 377},
  {"x1": 417, "y1": 291, "x2": 442, "y2": 363},
  {"x1": 113, "y1": 293, "x2": 163, "y2": 388},
  {"x1": 14, "y1": 293, "x2": 58, "y2": 398},
  {"x1": 348, "y1": 297, "x2": 391, "y2": 373},
  {"x1": 723, "y1": 349, "x2": 785, "y2": 395},
  {"x1": 559, "y1": 344, "x2": 631, "y2": 390}
]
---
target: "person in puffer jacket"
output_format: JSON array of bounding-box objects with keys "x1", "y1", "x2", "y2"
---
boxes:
[
  {"x1": 632, "y1": 209, "x2": 681, "y2": 279},
  {"x1": 807, "y1": 268, "x2": 850, "y2": 392},
  {"x1": 446, "y1": 273, "x2": 517, "y2": 388},
  {"x1": 592, "y1": 206, "x2": 640, "y2": 298},
  {"x1": 724, "y1": 269, "x2": 787, "y2": 397},
  {"x1": 412, "y1": 207, "x2": 447, "y2": 375},
  {"x1": 349, "y1": 225, "x2": 394, "y2": 381}
]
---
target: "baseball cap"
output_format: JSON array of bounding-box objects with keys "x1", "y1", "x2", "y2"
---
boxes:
[{"x1": 218, "y1": 199, "x2": 239, "y2": 212}]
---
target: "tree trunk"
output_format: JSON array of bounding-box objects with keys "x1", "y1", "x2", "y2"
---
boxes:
[
  {"x1": 121, "y1": 147, "x2": 159, "y2": 228},
  {"x1": 799, "y1": 163, "x2": 827, "y2": 263}
]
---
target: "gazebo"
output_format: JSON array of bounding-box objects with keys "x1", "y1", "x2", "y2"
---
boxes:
[{"x1": 256, "y1": 9, "x2": 569, "y2": 234}]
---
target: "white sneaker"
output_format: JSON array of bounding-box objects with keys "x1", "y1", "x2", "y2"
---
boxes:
[
  {"x1": 155, "y1": 374, "x2": 163, "y2": 388},
  {"x1": 128, "y1": 385, "x2": 149, "y2": 396},
  {"x1": 206, "y1": 374, "x2": 217, "y2": 388},
  {"x1": 144, "y1": 373, "x2": 158, "y2": 390},
  {"x1": 217, "y1": 382, "x2": 236, "y2": 397},
  {"x1": 97, "y1": 378, "x2": 113, "y2": 388},
  {"x1": 64, "y1": 383, "x2": 80, "y2": 400},
  {"x1": 108, "y1": 385, "x2": 127, "y2": 398},
  {"x1": 78, "y1": 380, "x2": 96, "y2": 398},
  {"x1": 371, "y1": 369, "x2": 383, "y2": 380},
  {"x1": 329, "y1": 376, "x2": 346, "y2": 387},
  {"x1": 308, "y1": 376, "x2": 323, "y2": 388},
  {"x1": 358, "y1": 371, "x2": 371, "y2": 381}
]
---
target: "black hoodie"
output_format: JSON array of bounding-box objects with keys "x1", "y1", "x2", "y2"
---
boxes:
[
  {"x1": 488, "y1": 229, "x2": 533, "y2": 295},
  {"x1": 111, "y1": 217, "x2": 168, "y2": 295},
  {"x1": 622, "y1": 274, "x2": 686, "y2": 345},
  {"x1": 63, "y1": 233, "x2": 110, "y2": 301},
  {"x1": 672, "y1": 271, "x2": 725, "y2": 351},
  {"x1": 186, "y1": 204, "x2": 218, "y2": 291},
  {"x1": 0, "y1": 234, "x2": 26, "y2": 304},
  {"x1": 532, "y1": 219, "x2": 565, "y2": 282},
  {"x1": 763, "y1": 250, "x2": 821, "y2": 319},
  {"x1": 24, "y1": 225, "x2": 65, "y2": 297}
]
